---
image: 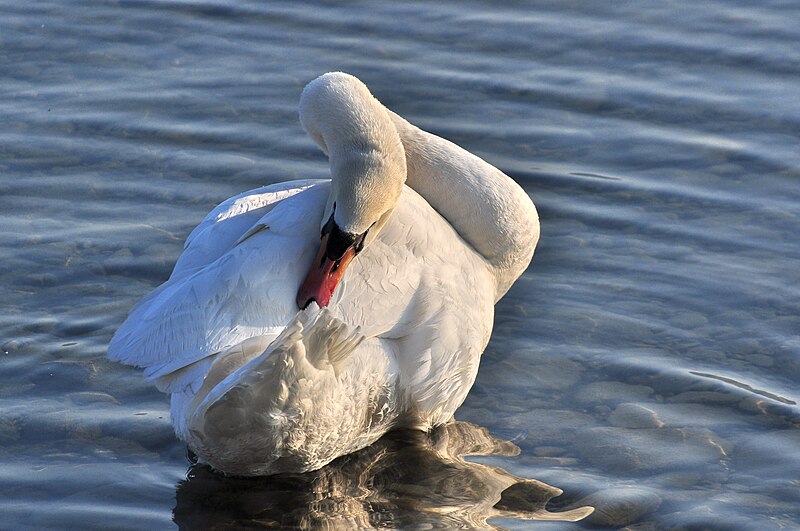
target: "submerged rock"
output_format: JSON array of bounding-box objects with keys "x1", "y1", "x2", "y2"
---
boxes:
[
  {"x1": 575, "y1": 381, "x2": 655, "y2": 405},
  {"x1": 505, "y1": 409, "x2": 598, "y2": 446},
  {"x1": 66, "y1": 392, "x2": 119, "y2": 406},
  {"x1": 734, "y1": 430, "x2": 800, "y2": 475},
  {"x1": 668, "y1": 390, "x2": 740, "y2": 405},
  {"x1": 609, "y1": 403, "x2": 664, "y2": 429},
  {"x1": 575, "y1": 426, "x2": 729, "y2": 474},
  {"x1": 29, "y1": 360, "x2": 92, "y2": 390}
]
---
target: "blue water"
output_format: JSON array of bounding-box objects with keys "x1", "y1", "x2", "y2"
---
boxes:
[{"x1": 2, "y1": 0, "x2": 799, "y2": 528}]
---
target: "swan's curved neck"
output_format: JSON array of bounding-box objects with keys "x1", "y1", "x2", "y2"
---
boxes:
[
  {"x1": 299, "y1": 73, "x2": 406, "y2": 237},
  {"x1": 388, "y1": 111, "x2": 539, "y2": 300},
  {"x1": 300, "y1": 73, "x2": 539, "y2": 300}
]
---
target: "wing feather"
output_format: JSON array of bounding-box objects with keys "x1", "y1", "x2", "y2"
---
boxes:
[{"x1": 107, "y1": 182, "x2": 329, "y2": 380}]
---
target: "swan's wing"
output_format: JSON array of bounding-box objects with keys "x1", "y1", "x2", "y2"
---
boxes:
[
  {"x1": 172, "y1": 179, "x2": 322, "y2": 280},
  {"x1": 120, "y1": 180, "x2": 323, "y2": 326},
  {"x1": 107, "y1": 183, "x2": 329, "y2": 385}
]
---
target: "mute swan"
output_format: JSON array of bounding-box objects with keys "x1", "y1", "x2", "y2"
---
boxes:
[{"x1": 108, "y1": 72, "x2": 540, "y2": 476}]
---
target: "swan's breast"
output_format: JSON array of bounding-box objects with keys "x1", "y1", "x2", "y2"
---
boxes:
[{"x1": 332, "y1": 185, "x2": 496, "y2": 346}]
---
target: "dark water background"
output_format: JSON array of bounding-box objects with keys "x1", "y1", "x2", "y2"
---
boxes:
[{"x1": 2, "y1": 0, "x2": 799, "y2": 528}]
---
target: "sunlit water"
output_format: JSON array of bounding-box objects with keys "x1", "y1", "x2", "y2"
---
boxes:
[{"x1": 2, "y1": 0, "x2": 799, "y2": 528}]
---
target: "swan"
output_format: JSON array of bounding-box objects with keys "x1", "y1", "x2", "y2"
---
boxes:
[{"x1": 108, "y1": 72, "x2": 540, "y2": 476}]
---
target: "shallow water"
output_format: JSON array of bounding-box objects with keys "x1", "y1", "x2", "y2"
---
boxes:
[{"x1": 2, "y1": 0, "x2": 799, "y2": 528}]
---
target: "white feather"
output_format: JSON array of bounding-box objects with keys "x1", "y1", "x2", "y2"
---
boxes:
[{"x1": 108, "y1": 72, "x2": 539, "y2": 475}]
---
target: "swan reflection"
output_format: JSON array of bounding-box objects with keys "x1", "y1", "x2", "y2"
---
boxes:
[{"x1": 174, "y1": 421, "x2": 593, "y2": 529}]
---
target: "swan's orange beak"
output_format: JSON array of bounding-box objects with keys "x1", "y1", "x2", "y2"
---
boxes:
[{"x1": 297, "y1": 231, "x2": 358, "y2": 309}]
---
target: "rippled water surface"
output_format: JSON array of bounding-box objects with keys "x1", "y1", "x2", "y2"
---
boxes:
[{"x1": 2, "y1": 0, "x2": 799, "y2": 528}]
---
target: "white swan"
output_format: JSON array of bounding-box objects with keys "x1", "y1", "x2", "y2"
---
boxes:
[{"x1": 108, "y1": 72, "x2": 540, "y2": 476}]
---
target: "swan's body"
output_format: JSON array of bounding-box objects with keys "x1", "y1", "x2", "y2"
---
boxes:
[{"x1": 108, "y1": 73, "x2": 539, "y2": 476}]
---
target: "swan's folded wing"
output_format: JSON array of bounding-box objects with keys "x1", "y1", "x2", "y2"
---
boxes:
[
  {"x1": 119, "y1": 181, "x2": 323, "y2": 323},
  {"x1": 107, "y1": 183, "x2": 328, "y2": 382},
  {"x1": 172, "y1": 180, "x2": 322, "y2": 280}
]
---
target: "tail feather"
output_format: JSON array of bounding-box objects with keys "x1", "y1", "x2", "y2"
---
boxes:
[
  {"x1": 301, "y1": 308, "x2": 363, "y2": 376},
  {"x1": 183, "y1": 305, "x2": 371, "y2": 475}
]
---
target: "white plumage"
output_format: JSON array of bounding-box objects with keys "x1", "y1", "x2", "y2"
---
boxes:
[{"x1": 108, "y1": 72, "x2": 539, "y2": 476}]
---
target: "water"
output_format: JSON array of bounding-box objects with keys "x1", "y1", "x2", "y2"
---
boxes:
[{"x1": 2, "y1": 0, "x2": 799, "y2": 528}]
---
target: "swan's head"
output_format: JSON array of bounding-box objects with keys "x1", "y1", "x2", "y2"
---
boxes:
[{"x1": 296, "y1": 72, "x2": 406, "y2": 309}]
